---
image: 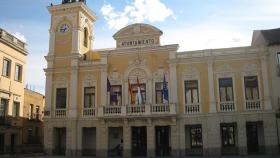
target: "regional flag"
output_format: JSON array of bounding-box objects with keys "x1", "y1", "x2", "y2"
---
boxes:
[
  {"x1": 128, "y1": 79, "x2": 135, "y2": 104},
  {"x1": 107, "y1": 77, "x2": 111, "y2": 92}
]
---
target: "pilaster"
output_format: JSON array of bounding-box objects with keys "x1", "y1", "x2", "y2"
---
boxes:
[
  {"x1": 208, "y1": 60, "x2": 216, "y2": 113},
  {"x1": 69, "y1": 66, "x2": 78, "y2": 118},
  {"x1": 48, "y1": 30, "x2": 55, "y2": 55},
  {"x1": 171, "y1": 124, "x2": 180, "y2": 157},
  {"x1": 123, "y1": 122, "x2": 131, "y2": 158},
  {"x1": 169, "y1": 63, "x2": 178, "y2": 104},
  {"x1": 44, "y1": 72, "x2": 53, "y2": 118},
  {"x1": 261, "y1": 55, "x2": 272, "y2": 110},
  {"x1": 72, "y1": 27, "x2": 81, "y2": 54},
  {"x1": 101, "y1": 67, "x2": 107, "y2": 106},
  {"x1": 96, "y1": 124, "x2": 108, "y2": 157},
  {"x1": 147, "y1": 124, "x2": 155, "y2": 157}
]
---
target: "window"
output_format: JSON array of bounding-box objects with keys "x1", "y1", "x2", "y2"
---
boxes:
[
  {"x1": 28, "y1": 104, "x2": 33, "y2": 120},
  {"x1": 84, "y1": 28, "x2": 88, "y2": 47},
  {"x1": 185, "y1": 80, "x2": 199, "y2": 104},
  {"x1": 14, "y1": 64, "x2": 22, "y2": 81},
  {"x1": 131, "y1": 84, "x2": 146, "y2": 104},
  {"x1": 221, "y1": 123, "x2": 236, "y2": 147},
  {"x1": 190, "y1": 126, "x2": 203, "y2": 148},
  {"x1": 84, "y1": 87, "x2": 95, "y2": 108},
  {"x1": 244, "y1": 76, "x2": 259, "y2": 100},
  {"x1": 12, "y1": 102, "x2": 20, "y2": 117},
  {"x1": 155, "y1": 82, "x2": 163, "y2": 104},
  {"x1": 35, "y1": 106, "x2": 40, "y2": 120},
  {"x1": 110, "y1": 85, "x2": 122, "y2": 106},
  {"x1": 219, "y1": 78, "x2": 234, "y2": 102},
  {"x1": 56, "y1": 88, "x2": 67, "y2": 109},
  {"x1": 0, "y1": 99, "x2": 8, "y2": 117},
  {"x1": 2, "y1": 58, "x2": 11, "y2": 77}
]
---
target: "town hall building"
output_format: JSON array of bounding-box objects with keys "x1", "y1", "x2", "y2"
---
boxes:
[{"x1": 44, "y1": 0, "x2": 280, "y2": 157}]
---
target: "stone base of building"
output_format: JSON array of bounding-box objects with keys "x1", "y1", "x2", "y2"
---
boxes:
[{"x1": 44, "y1": 111, "x2": 280, "y2": 157}]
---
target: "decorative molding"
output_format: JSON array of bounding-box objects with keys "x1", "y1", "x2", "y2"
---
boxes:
[
  {"x1": 241, "y1": 63, "x2": 260, "y2": 76},
  {"x1": 83, "y1": 74, "x2": 96, "y2": 87},
  {"x1": 53, "y1": 75, "x2": 69, "y2": 87},
  {"x1": 182, "y1": 66, "x2": 200, "y2": 80}
]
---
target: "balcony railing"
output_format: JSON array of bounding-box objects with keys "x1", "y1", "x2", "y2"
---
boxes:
[
  {"x1": 98, "y1": 104, "x2": 176, "y2": 118},
  {"x1": 83, "y1": 108, "x2": 96, "y2": 117},
  {"x1": 219, "y1": 101, "x2": 235, "y2": 112},
  {"x1": 55, "y1": 109, "x2": 66, "y2": 118},
  {"x1": 246, "y1": 100, "x2": 261, "y2": 111},
  {"x1": 185, "y1": 103, "x2": 200, "y2": 114}
]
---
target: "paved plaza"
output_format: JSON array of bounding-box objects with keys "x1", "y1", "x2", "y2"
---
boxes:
[{"x1": 2, "y1": 154, "x2": 280, "y2": 158}]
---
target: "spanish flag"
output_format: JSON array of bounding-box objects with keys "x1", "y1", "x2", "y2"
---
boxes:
[{"x1": 128, "y1": 79, "x2": 135, "y2": 104}]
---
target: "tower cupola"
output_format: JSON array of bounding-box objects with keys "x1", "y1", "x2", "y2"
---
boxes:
[{"x1": 62, "y1": 0, "x2": 86, "y2": 5}]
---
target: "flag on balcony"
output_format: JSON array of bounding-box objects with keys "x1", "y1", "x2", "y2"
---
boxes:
[
  {"x1": 107, "y1": 77, "x2": 111, "y2": 92},
  {"x1": 128, "y1": 79, "x2": 135, "y2": 104},
  {"x1": 163, "y1": 74, "x2": 169, "y2": 103},
  {"x1": 136, "y1": 77, "x2": 142, "y2": 104}
]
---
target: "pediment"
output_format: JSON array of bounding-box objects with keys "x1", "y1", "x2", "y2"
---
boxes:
[{"x1": 113, "y1": 23, "x2": 162, "y2": 48}]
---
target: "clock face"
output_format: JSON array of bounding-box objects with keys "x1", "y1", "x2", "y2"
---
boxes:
[{"x1": 59, "y1": 23, "x2": 70, "y2": 34}]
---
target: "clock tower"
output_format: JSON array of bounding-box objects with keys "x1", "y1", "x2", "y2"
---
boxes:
[
  {"x1": 45, "y1": 0, "x2": 97, "y2": 121},
  {"x1": 47, "y1": 0, "x2": 97, "y2": 57}
]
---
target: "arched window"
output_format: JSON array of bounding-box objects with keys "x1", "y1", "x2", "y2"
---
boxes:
[{"x1": 84, "y1": 27, "x2": 88, "y2": 47}]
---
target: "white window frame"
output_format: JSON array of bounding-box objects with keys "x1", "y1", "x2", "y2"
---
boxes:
[
  {"x1": 153, "y1": 74, "x2": 170, "y2": 105},
  {"x1": 182, "y1": 67, "x2": 201, "y2": 114},
  {"x1": 82, "y1": 77, "x2": 97, "y2": 109},
  {"x1": 216, "y1": 73, "x2": 237, "y2": 112},
  {"x1": 241, "y1": 71, "x2": 262, "y2": 111}
]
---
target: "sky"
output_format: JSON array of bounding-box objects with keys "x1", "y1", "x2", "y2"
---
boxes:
[{"x1": 1, "y1": 0, "x2": 280, "y2": 94}]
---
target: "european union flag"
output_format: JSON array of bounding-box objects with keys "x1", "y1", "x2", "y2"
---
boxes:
[{"x1": 163, "y1": 74, "x2": 169, "y2": 103}]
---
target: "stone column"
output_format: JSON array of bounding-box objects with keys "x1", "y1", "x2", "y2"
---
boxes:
[
  {"x1": 44, "y1": 72, "x2": 53, "y2": 118},
  {"x1": 67, "y1": 121, "x2": 79, "y2": 156},
  {"x1": 69, "y1": 67, "x2": 78, "y2": 118},
  {"x1": 101, "y1": 67, "x2": 107, "y2": 106},
  {"x1": 203, "y1": 116, "x2": 221, "y2": 156},
  {"x1": 48, "y1": 30, "x2": 55, "y2": 55},
  {"x1": 44, "y1": 121, "x2": 53, "y2": 155},
  {"x1": 178, "y1": 122, "x2": 185, "y2": 156},
  {"x1": 147, "y1": 78, "x2": 153, "y2": 104},
  {"x1": 96, "y1": 124, "x2": 108, "y2": 157},
  {"x1": 123, "y1": 123, "x2": 131, "y2": 158},
  {"x1": 261, "y1": 55, "x2": 272, "y2": 110},
  {"x1": 171, "y1": 124, "x2": 180, "y2": 157},
  {"x1": 72, "y1": 27, "x2": 81, "y2": 54},
  {"x1": 208, "y1": 61, "x2": 217, "y2": 113},
  {"x1": 263, "y1": 114, "x2": 278, "y2": 154},
  {"x1": 169, "y1": 63, "x2": 178, "y2": 104},
  {"x1": 237, "y1": 118, "x2": 247, "y2": 155},
  {"x1": 147, "y1": 124, "x2": 155, "y2": 157}
]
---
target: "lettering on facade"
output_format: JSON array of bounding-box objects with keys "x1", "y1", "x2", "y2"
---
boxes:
[{"x1": 120, "y1": 38, "x2": 155, "y2": 47}]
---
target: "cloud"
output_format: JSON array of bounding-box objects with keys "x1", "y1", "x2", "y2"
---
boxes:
[
  {"x1": 161, "y1": 24, "x2": 250, "y2": 51},
  {"x1": 101, "y1": 0, "x2": 174, "y2": 30},
  {"x1": 13, "y1": 32, "x2": 27, "y2": 42}
]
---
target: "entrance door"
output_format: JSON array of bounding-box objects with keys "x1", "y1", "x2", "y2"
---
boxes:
[
  {"x1": 82, "y1": 127, "x2": 96, "y2": 156},
  {"x1": 54, "y1": 128, "x2": 66, "y2": 155},
  {"x1": 132, "y1": 127, "x2": 147, "y2": 157},
  {"x1": 0, "y1": 134, "x2": 4, "y2": 154},
  {"x1": 155, "y1": 126, "x2": 170, "y2": 156},
  {"x1": 246, "y1": 122, "x2": 259, "y2": 154},
  {"x1": 10, "y1": 134, "x2": 15, "y2": 154}
]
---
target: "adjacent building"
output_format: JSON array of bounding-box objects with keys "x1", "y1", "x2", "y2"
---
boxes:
[
  {"x1": 0, "y1": 28, "x2": 27, "y2": 154},
  {"x1": 44, "y1": 1, "x2": 280, "y2": 157},
  {"x1": 22, "y1": 88, "x2": 45, "y2": 153}
]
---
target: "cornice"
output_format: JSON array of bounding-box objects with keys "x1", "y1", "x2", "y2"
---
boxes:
[{"x1": 48, "y1": 2, "x2": 97, "y2": 22}]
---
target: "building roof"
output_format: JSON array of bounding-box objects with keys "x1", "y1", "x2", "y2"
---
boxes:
[
  {"x1": 0, "y1": 28, "x2": 28, "y2": 55},
  {"x1": 251, "y1": 28, "x2": 280, "y2": 46}
]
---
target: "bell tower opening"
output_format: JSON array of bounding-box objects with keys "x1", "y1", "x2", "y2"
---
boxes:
[{"x1": 62, "y1": 0, "x2": 86, "y2": 4}]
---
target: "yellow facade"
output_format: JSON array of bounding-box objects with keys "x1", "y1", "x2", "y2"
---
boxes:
[
  {"x1": 44, "y1": 1, "x2": 279, "y2": 157},
  {"x1": 0, "y1": 28, "x2": 27, "y2": 154}
]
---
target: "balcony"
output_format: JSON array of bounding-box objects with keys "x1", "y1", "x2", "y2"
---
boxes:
[
  {"x1": 219, "y1": 101, "x2": 235, "y2": 112},
  {"x1": 54, "y1": 109, "x2": 67, "y2": 118},
  {"x1": 98, "y1": 104, "x2": 176, "y2": 118},
  {"x1": 245, "y1": 100, "x2": 261, "y2": 111},
  {"x1": 83, "y1": 108, "x2": 96, "y2": 117},
  {"x1": 185, "y1": 103, "x2": 200, "y2": 114}
]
